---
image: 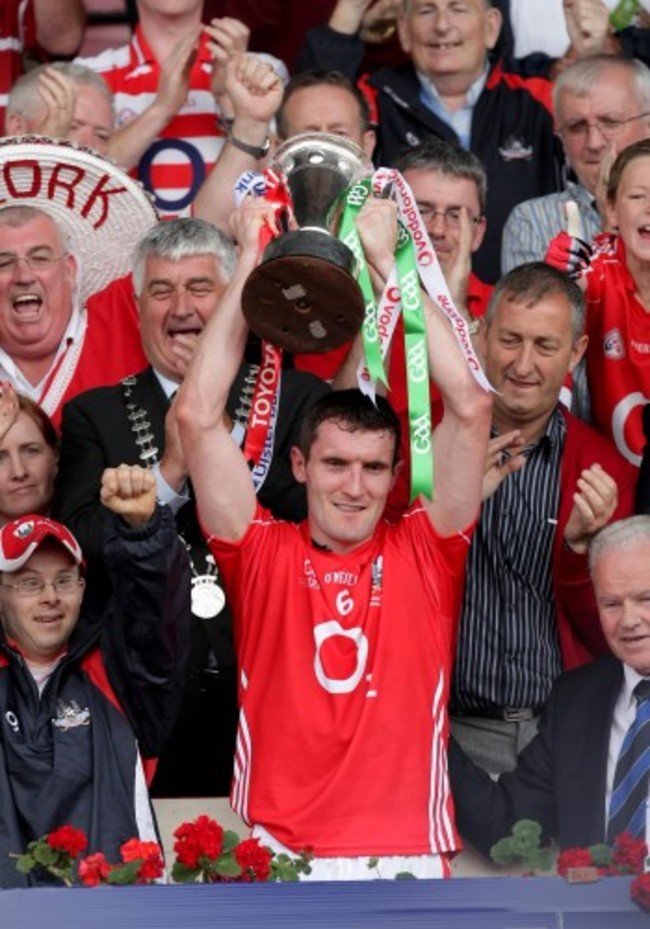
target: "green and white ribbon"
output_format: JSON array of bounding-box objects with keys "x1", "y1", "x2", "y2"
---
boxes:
[
  {"x1": 347, "y1": 168, "x2": 493, "y2": 502},
  {"x1": 394, "y1": 219, "x2": 434, "y2": 500},
  {"x1": 338, "y1": 179, "x2": 388, "y2": 388}
]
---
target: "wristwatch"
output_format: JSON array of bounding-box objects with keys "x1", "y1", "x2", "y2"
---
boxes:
[{"x1": 227, "y1": 133, "x2": 271, "y2": 159}]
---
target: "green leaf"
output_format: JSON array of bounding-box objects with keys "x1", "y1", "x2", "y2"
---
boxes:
[
  {"x1": 33, "y1": 845, "x2": 57, "y2": 867},
  {"x1": 15, "y1": 854, "x2": 36, "y2": 874},
  {"x1": 394, "y1": 871, "x2": 417, "y2": 880},
  {"x1": 367, "y1": 857, "x2": 379, "y2": 869},
  {"x1": 490, "y1": 837, "x2": 518, "y2": 865},
  {"x1": 221, "y1": 831, "x2": 240, "y2": 854},
  {"x1": 170, "y1": 861, "x2": 201, "y2": 883},
  {"x1": 107, "y1": 860, "x2": 141, "y2": 885},
  {"x1": 215, "y1": 855, "x2": 242, "y2": 878},
  {"x1": 531, "y1": 848, "x2": 555, "y2": 872},
  {"x1": 513, "y1": 820, "x2": 543, "y2": 842},
  {"x1": 275, "y1": 862, "x2": 299, "y2": 882},
  {"x1": 588, "y1": 844, "x2": 612, "y2": 867}
]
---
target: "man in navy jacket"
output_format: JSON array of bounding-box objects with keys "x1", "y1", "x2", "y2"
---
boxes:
[{"x1": 0, "y1": 465, "x2": 189, "y2": 886}]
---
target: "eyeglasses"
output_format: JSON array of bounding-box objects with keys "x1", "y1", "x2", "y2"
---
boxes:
[
  {"x1": 0, "y1": 251, "x2": 66, "y2": 274},
  {"x1": 557, "y1": 112, "x2": 650, "y2": 139},
  {"x1": 416, "y1": 205, "x2": 482, "y2": 228},
  {"x1": 2, "y1": 574, "x2": 82, "y2": 597}
]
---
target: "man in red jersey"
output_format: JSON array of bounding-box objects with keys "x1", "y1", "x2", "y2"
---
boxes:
[
  {"x1": 0, "y1": 138, "x2": 158, "y2": 429},
  {"x1": 176, "y1": 195, "x2": 492, "y2": 878}
]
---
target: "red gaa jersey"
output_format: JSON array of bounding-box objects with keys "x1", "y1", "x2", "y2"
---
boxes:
[
  {"x1": 583, "y1": 234, "x2": 650, "y2": 466},
  {"x1": 208, "y1": 504, "x2": 471, "y2": 857}
]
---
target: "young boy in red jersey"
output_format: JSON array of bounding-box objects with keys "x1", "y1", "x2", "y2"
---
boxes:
[{"x1": 547, "y1": 139, "x2": 650, "y2": 467}]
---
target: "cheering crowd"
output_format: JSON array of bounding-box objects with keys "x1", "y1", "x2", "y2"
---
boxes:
[{"x1": 2, "y1": 0, "x2": 650, "y2": 886}]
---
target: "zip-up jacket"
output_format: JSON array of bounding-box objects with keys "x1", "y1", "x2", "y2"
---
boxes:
[{"x1": 0, "y1": 505, "x2": 190, "y2": 887}]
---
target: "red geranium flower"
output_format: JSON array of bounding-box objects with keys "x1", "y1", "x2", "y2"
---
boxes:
[
  {"x1": 611, "y1": 833, "x2": 648, "y2": 875},
  {"x1": 78, "y1": 853, "x2": 111, "y2": 887},
  {"x1": 234, "y1": 838, "x2": 272, "y2": 882},
  {"x1": 47, "y1": 826, "x2": 87, "y2": 859},
  {"x1": 173, "y1": 816, "x2": 224, "y2": 870},
  {"x1": 119, "y1": 838, "x2": 164, "y2": 882},
  {"x1": 631, "y1": 872, "x2": 650, "y2": 912},
  {"x1": 556, "y1": 847, "x2": 594, "y2": 878}
]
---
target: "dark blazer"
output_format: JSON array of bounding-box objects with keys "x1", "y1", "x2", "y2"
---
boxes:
[
  {"x1": 52, "y1": 364, "x2": 329, "y2": 796},
  {"x1": 449, "y1": 655, "x2": 623, "y2": 855},
  {"x1": 53, "y1": 364, "x2": 329, "y2": 562}
]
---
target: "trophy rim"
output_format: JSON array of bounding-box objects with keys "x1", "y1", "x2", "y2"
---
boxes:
[{"x1": 271, "y1": 130, "x2": 374, "y2": 177}]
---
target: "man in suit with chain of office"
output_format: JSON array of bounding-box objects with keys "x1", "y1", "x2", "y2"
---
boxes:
[{"x1": 51, "y1": 217, "x2": 329, "y2": 796}]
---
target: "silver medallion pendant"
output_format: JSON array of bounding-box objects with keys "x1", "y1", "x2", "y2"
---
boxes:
[{"x1": 191, "y1": 575, "x2": 226, "y2": 619}]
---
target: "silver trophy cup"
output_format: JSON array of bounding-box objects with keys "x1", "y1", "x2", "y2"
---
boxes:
[{"x1": 241, "y1": 132, "x2": 373, "y2": 353}]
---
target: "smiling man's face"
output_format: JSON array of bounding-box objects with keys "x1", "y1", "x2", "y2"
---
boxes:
[
  {"x1": 397, "y1": 0, "x2": 501, "y2": 88},
  {"x1": 0, "y1": 213, "x2": 76, "y2": 367},
  {"x1": 594, "y1": 539, "x2": 650, "y2": 677},
  {"x1": 137, "y1": 253, "x2": 229, "y2": 382}
]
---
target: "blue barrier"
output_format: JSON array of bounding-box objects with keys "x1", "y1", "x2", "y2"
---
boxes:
[{"x1": 2, "y1": 876, "x2": 646, "y2": 929}]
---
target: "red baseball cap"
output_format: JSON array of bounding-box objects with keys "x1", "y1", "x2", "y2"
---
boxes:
[{"x1": 0, "y1": 515, "x2": 83, "y2": 572}]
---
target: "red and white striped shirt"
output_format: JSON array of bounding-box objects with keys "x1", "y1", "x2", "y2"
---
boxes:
[
  {"x1": 77, "y1": 27, "x2": 226, "y2": 218},
  {"x1": 0, "y1": 0, "x2": 35, "y2": 133}
]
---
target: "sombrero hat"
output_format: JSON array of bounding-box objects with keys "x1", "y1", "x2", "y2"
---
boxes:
[{"x1": 0, "y1": 136, "x2": 159, "y2": 302}]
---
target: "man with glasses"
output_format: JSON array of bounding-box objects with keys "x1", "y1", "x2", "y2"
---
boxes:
[
  {"x1": 0, "y1": 464, "x2": 190, "y2": 887},
  {"x1": 502, "y1": 55, "x2": 650, "y2": 272},
  {"x1": 378, "y1": 140, "x2": 492, "y2": 423},
  {"x1": 0, "y1": 205, "x2": 148, "y2": 429}
]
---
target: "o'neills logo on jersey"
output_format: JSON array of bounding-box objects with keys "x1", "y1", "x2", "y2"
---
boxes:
[
  {"x1": 0, "y1": 160, "x2": 127, "y2": 230},
  {"x1": 323, "y1": 570, "x2": 359, "y2": 586},
  {"x1": 631, "y1": 339, "x2": 650, "y2": 355},
  {"x1": 604, "y1": 328, "x2": 625, "y2": 360}
]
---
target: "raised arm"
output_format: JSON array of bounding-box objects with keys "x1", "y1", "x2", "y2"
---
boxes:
[
  {"x1": 100, "y1": 465, "x2": 190, "y2": 757},
  {"x1": 108, "y1": 29, "x2": 200, "y2": 170},
  {"x1": 355, "y1": 197, "x2": 493, "y2": 535},
  {"x1": 176, "y1": 199, "x2": 280, "y2": 540},
  {"x1": 193, "y1": 53, "x2": 283, "y2": 232}
]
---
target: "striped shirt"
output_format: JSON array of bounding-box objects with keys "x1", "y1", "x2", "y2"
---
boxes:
[
  {"x1": 77, "y1": 27, "x2": 227, "y2": 218},
  {"x1": 451, "y1": 408, "x2": 566, "y2": 713},
  {"x1": 78, "y1": 29, "x2": 286, "y2": 218},
  {"x1": 501, "y1": 181, "x2": 601, "y2": 274}
]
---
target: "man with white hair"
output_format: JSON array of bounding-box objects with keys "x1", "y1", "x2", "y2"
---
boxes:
[
  {"x1": 450, "y1": 514, "x2": 650, "y2": 854},
  {"x1": 5, "y1": 63, "x2": 114, "y2": 157},
  {"x1": 502, "y1": 54, "x2": 650, "y2": 272}
]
